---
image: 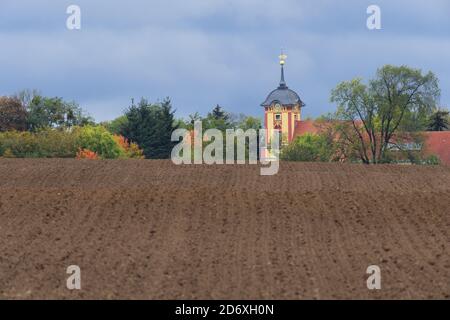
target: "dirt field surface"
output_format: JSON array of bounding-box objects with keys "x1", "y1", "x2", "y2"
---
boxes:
[{"x1": 0, "y1": 159, "x2": 449, "y2": 299}]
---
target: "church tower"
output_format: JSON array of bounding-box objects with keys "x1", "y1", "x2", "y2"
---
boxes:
[{"x1": 261, "y1": 52, "x2": 304, "y2": 145}]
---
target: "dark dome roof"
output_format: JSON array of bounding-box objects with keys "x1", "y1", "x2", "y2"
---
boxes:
[
  {"x1": 261, "y1": 64, "x2": 304, "y2": 107},
  {"x1": 261, "y1": 86, "x2": 303, "y2": 107}
]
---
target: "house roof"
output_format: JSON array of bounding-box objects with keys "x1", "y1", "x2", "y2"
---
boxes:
[
  {"x1": 261, "y1": 87, "x2": 303, "y2": 107},
  {"x1": 294, "y1": 120, "x2": 450, "y2": 165},
  {"x1": 423, "y1": 131, "x2": 450, "y2": 165},
  {"x1": 293, "y1": 120, "x2": 364, "y2": 136},
  {"x1": 293, "y1": 120, "x2": 320, "y2": 136}
]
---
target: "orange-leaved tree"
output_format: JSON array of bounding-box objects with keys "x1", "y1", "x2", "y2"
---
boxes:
[
  {"x1": 76, "y1": 148, "x2": 99, "y2": 160},
  {"x1": 113, "y1": 135, "x2": 144, "y2": 159}
]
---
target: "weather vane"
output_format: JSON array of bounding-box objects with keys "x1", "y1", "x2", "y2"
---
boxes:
[{"x1": 279, "y1": 50, "x2": 287, "y2": 65}]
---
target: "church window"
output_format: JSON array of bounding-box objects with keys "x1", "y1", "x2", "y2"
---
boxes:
[{"x1": 275, "y1": 114, "x2": 281, "y2": 120}]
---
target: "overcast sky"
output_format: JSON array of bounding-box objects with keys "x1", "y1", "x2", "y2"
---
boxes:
[{"x1": 1, "y1": 0, "x2": 449, "y2": 121}]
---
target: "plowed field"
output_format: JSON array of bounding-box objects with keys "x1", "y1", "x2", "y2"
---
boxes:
[{"x1": 0, "y1": 159, "x2": 449, "y2": 299}]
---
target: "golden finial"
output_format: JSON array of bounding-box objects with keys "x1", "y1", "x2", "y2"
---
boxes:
[{"x1": 279, "y1": 50, "x2": 287, "y2": 65}]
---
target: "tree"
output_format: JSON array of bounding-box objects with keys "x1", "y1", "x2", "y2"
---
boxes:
[
  {"x1": 331, "y1": 65, "x2": 440, "y2": 164},
  {"x1": 14, "y1": 89, "x2": 40, "y2": 109},
  {"x1": 121, "y1": 98, "x2": 178, "y2": 159},
  {"x1": 281, "y1": 133, "x2": 333, "y2": 162},
  {"x1": 186, "y1": 112, "x2": 202, "y2": 130},
  {"x1": 0, "y1": 97, "x2": 28, "y2": 131},
  {"x1": 102, "y1": 115, "x2": 129, "y2": 135},
  {"x1": 209, "y1": 105, "x2": 229, "y2": 121},
  {"x1": 233, "y1": 115, "x2": 262, "y2": 161},
  {"x1": 237, "y1": 116, "x2": 262, "y2": 131},
  {"x1": 427, "y1": 109, "x2": 449, "y2": 131},
  {"x1": 13, "y1": 90, "x2": 93, "y2": 130},
  {"x1": 204, "y1": 105, "x2": 231, "y2": 131},
  {"x1": 75, "y1": 125, "x2": 123, "y2": 159},
  {"x1": 26, "y1": 95, "x2": 93, "y2": 130}
]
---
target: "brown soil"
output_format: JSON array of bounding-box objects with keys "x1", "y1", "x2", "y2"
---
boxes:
[{"x1": 0, "y1": 159, "x2": 449, "y2": 299}]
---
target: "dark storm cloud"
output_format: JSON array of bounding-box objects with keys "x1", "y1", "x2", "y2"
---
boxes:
[{"x1": 0, "y1": 0, "x2": 449, "y2": 121}]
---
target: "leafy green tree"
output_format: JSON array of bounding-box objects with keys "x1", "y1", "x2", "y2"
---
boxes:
[
  {"x1": 331, "y1": 65, "x2": 440, "y2": 164},
  {"x1": 102, "y1": 115, "x2": 129, "y2": 135},
  {"x1": 14, "y1": 89, "x2": 40, "y2": 110},
  {"x1": 228, "y1": 113, "x2": 245, "y2": 127},
  {"x1": 14, "y1": 90, "x2": 93, "y2": 130},
  {"x1": 281, "y1": 133, "x2": 333, "y2": 162},
  {"x1": 398, "y1": 107, "x2": 431, "y2": 132},
  {"x1": 427, "y1": 109, "x2": 449, "y2": 131},
  {"x1": 188, "y1": 112, "x2": 202, "y2": 128},
  {"x1": 175, "y1": 112, "x2": 203, "y2": 131},
  {"x1": 227, "y1": 115, "x2": 263, "y2": 162},
  {"x1": 0, "y1": 96, "x2": 28, "y2": 131},
  {"x1": 237, "y1": 116, "x2": 262, "y2": 131},
  {"x1": 28, "y1": 96, "x2": 92, "y2": 130},
  {"x1": 121, "y1": 98, "x2": 178, "y2": 159},
  {"x1": 25, "y1": 95, "x2": 93, "y2": 130},
  {"x1": 75, "y1": 125, "x2": 123, "y2": 159}
]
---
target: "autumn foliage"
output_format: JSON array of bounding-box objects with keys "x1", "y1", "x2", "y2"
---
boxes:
[
  {"x1": 0, "y1": 97, "x2": 28, "y2": 131},
  {"x1": 113, "y1": 135, "x2": 144, "y2": 159},
  {"x1": 76, "y1": 148, "x2": 99, "y2": 160},
  {"x1": 0, "y1": 126, "x2": 144, "y2": 159}
]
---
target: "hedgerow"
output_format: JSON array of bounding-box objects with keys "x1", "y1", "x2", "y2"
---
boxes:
[{"x1": 0, "y1": 126, "x2": 143, "y2": 159}]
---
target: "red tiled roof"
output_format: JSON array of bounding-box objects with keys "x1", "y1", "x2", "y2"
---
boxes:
[
  {"x1": 294, "y1": 120, "x2": 450, "y2": 165},
  {"x1": 293, "y1": 120, "x2": 320, "y2": 136},
  {"x1": 423, "y1": 131, "x2": 450, "y2": 165},
  {"x1": 294, "y1": 120, "x2": 364, "y2": 136}
]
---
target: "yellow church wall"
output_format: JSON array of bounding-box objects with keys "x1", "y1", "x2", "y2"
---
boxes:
[
  {"x1": 291, "y1": 112, "x2": 296, "y2": 141},
  {"x1": 282, "y1": 111, "x2": 288, "y2": 143},
  {"x1": 267, "y1": 112, "x2": 274, "y2": 143},
  {"x1": 264, "y1": 104, "x2": 303, "y2": 145}
]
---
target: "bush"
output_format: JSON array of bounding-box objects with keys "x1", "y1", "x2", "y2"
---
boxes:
[
  {"x1": 113, "y1": 135, "x2": 144, "y2": 159},
  {"x1": 76, "y1": 148, "x2": 99, "y2": 160},
  {"x1": 423, "y1": 154, "x2": 441, "y2": 165},
  {"x1": 0, "y1": 126, "x2": 143, "y2": 159},
  {"x1": 2, "y1": 148, "x2": 15, "y2": 158},
  {"x1": 75, "y1": 125, "x2": 123, "y2": 159},
  {"x1": 281, "y1": 133, "x2": 333, "y2": 162},
  {"x1": 0, "y1": 131, "x2": 40, "y2": 157},
  {"x1": 0, "y1": 128, "x2": 80, "y2": 158},
  {"x1": 36, "y1": 128, "x2": 80, "y2": 158}
]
